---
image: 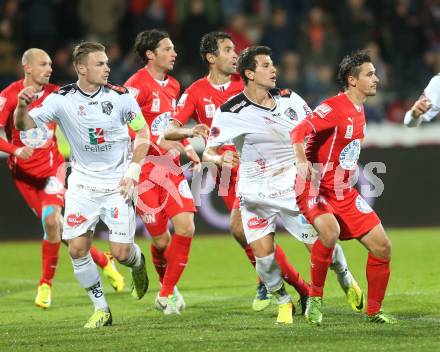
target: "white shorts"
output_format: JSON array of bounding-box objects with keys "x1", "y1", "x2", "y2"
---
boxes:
[
  {"x1": 63, "y1": 181, "x2": 135, "y2": 243},
  {"x1": 239, "y1": 193, "x2": 318, "y2": 244}
]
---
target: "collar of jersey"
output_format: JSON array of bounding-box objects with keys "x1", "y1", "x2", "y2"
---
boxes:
[
  {"x1": 242, "y1": 91, "x2": 277, "y2": 112},
  {"x1": 75, "y1": 83, "x2": 101, "y2": 98}
]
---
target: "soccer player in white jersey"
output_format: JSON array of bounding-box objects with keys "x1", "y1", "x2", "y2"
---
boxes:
[
  {"x1": 204, "y1": 46, "x2": 364, "y2": 324},
  {"x1": 14, "y1": 42, "x2": 150, "y2": 328},
  {"x1": 404, "y1": 74, "x2": 440, "y2": 126}
]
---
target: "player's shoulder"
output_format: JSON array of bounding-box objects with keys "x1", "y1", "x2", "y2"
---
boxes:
[
  {"x1": 313, "y1": 95, "x2": 343, "y2": 118},
  {"x1": 220, "y1": 92, "x2": 249, "y2": 113},
  {"x1": 427, "y1": 74, "x2": 440, "y2": 90},
  {"x1": 54, "y1": 83, "x2": 77, "y2": 96},
  {"x1": 1, "y1": 80, "x2": 23, "y2": 95},
  {"x1": 186, "y1": 76, "x2": 209, "y2": 93},
  {"x1": 104, "y1": 83, "x2": 129, "y2": 95},
  {"x1": 269, "y1": 87, "x2": 293, "y2": 98},
  {"x1": 45, "y1": 83, "x2": 59, "y2": 93}
]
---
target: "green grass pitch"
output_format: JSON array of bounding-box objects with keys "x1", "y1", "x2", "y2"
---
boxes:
[{"x1": 1, "y1": 229, "x2": 439, "y2": 351}]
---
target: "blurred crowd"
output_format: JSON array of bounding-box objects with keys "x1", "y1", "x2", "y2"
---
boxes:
[{"x1": 1, "y1": 0, "x2": 439, "y2": 123}]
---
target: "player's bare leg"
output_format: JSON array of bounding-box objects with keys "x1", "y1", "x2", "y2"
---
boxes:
[
  {"x1": 35, "y1": 205, "x2": 62, "y2": 309},
  {"x1": 358, "y1": 223, "x2": 395, "y2": 323}
]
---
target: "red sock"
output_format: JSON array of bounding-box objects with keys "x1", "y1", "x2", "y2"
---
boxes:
[
  {"x1": 310, "y1": 239, "x2": 334, "y2": 297},
  {"x1": 39, "y1": 240, "x2": 61, "y2": 286},
  {"x1": 244, "y1": 245, "x2": 263, "y2": 284},
  {"x1": 150, "y1": 243, "x2": 167, "y2": 283},
  {"x1": 366, "y1": 253, "x2": 390, "y2": 315},
  {"x1": 160, "y1": 234, "x2": 192, "y2": 296},
  {"x1": 275, "y1": 245, "x2": 310, "y2": 297},
  {"x1": 90, "y1": 246, "x2": 109, "y2": 268}
]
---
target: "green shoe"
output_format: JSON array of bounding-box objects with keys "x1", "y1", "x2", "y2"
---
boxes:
[
  {"x1": 84, "y1": 309, "x2": 112, "y2": 328},
  {"x1": 130, "y1": 253, "x2": 149, "y2": 300},
  {"x1": 252, "y1": 283, "x2": 272, "y2": 311},
  {"x1": 368, "y1": 311, "x2": 396, "y2": 324},
  {"x1": 102, "y1": 252, "x2": 125, "y2": 293},
  {"x1": 305, "y1": 296, "x2": 323, "y2": 326},
  {"x1": 345, "y1": 278, "x2": 365, "y2": 313}
]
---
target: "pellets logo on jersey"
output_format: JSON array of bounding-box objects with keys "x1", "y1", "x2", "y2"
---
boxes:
[
  {"x1": 101, "y1": 101, "x2": 114, "y2": 115},
  {"x1": 0, "y1": 96, "x2": 6, "y2": 111},
  {"x1": 315, "y1": 103, "x2": 332, "y2": 118},
  {"x1": 110, "y1": 207, "x2": 119, "y2": 219},
  {"x1": 247, "y1": 217, "x2": 268, "y2": 230},
  {"x1": 88, "y1": 128, "x2": 105, "y2": 145},
  {"x1": 284, "y1": 107, "x2": 298, "y2": 121},
  {"x1": 66, "y1": 213, "x2": 87, "y2": 227},
  {"x1": 208, "y1": 126, "x2": 220, "y2": 140}
]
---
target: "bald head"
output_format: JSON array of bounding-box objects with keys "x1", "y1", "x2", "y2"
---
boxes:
[{"x1": 21, "y1": 48, "x2": 53, "y2": 87}]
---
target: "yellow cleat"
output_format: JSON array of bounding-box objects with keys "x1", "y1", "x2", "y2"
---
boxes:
[
  {"x1": 345, "y1": 278, "x2": 365, "y2": 313},
  {"x1": 35, "y1": 283, "x2": 51, "y2": 309},
  {"x1": 102, "y1": 252, "x2": 125, "y2": 293},
  {"x1": 276, "y1": 302, "x2": 294, "y2": 324},
  {"x1": 84, "y1": 309, "x2": 112, "y2": 328}
]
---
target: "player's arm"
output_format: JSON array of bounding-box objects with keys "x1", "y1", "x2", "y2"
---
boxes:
[
  {"x1": 164, "y1": 119, "x2": 210, "y2": 141},
  {"x1": 13, "y1": 87, "x2": 38, "y2": 130},
  {"x1": 403, "y1": 98, "x2": 432, "y2": 127},
  {"x1": 203, "y1": 145, "x2": 239, "y2": 168}
]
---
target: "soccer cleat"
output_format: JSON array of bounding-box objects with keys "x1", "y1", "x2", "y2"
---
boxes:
[
  {"x1": 368, "y1": 311, "x2": 396, "y2": 324},
  {"x1": 130, "y1": 253, "x2": 149, "y2": 300},
  {"x1": 155, "y1": 293, "x2": 168, "y2": 311},
  {"x1": 344, "y1": 278, "x2": 365, "y2": 313},
  {"x1": 252, "y1": 282, "x2": 272, "y2": 311},
  {"x1": 102, "y1": 252, "x2": 125, "y2": 293},
  {"x1": 297, "y1": 295, "x2": 309, "y2": 315},
  {"x1": 35, "y1": 283, "x2": 51, "y2": 309},
  {"x1": 276, "y1": 302, "x2": 294, "y2": 324},
  {"x1": 164, "y1": 294, "x2": 180, "y2": 315},
  {"x1": 305, "y1": 296, "x2": 323, "y2": 326},
  {"x1": 174, "y1": 286, "x2": 186, "y2": 312},
  {"x1": 83, "y1": 309, "x2": 112, "y2": 328}
]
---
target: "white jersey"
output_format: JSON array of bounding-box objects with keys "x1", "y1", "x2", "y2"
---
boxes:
[
  {"x1": 30, "y1": 83, "x2": 141, "y2": 184},
  {"x1": 404, "y1": 74, "x2": 440, "y2": 126},
  {"x1": 206, "y1": 88, "x2": 312, "y2": 201}
]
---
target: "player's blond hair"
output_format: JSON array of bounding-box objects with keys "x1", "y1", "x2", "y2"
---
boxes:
[{"x1": 72, "y1": 41, "x2": 106, "y2": 66}]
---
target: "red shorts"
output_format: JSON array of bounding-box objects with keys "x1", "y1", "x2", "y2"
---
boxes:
[
  {"x1": 12, "y1": 171, "x2": 65, "y2": 218},
  {"x1": 137, "y1": 166, "x2": 196, "y2": 236},
  {"x1": 295, "y1": 179, "x2": 380, "y2": 241}
]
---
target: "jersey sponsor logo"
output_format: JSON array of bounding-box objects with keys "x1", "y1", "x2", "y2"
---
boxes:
[
  {"x1": 0, "y1": 96, "x2": 6, "y2": 111},
  {"x1": 141, "y1": 213, "x2": 155, "y2": 224},
  {"x1": 78, "y1": 105, "x2": 87, "y2": 116},
  {"x1": 355, "y1": 195, "x2": 373, "y2": 214},
  {"x1": 19, "y1": 125, "x2": 53, "y2": 148},
  {"x1": 151, "y1": 112, "x2": 170, "y2": 136},
  {"x1": 345, "y1": 118, "x2": 354, "y2": 139},
  {"x1": 178, "y1": 179, "x2": 194, "y2": 199},
  {"x1": 177, "y1": 93, "x2": 188, "y2": 107},
  {"x1": 339, "y1": 139, "x2": 361, "y2": 170},
  {"x1": 307, "y1": 195, "x2": 327, "y2": 210},
  {"x1": 66, "y1": 213, "x2": 87, "y2": 227},
  {"x1": 110, "y1": 207, "x2": 119, "y2": 219},
  {"x1": 208, "y1": 126, "x2": 220, "y2": 139},
  {"x1": 88, "y1": 128, "x2": 105, "y2": 145},
  {"x1": 284, "y1": 107, "x2": 298, "y2": 121},
  {"x1": 247, "y1": 217, "x2": 268, "y2": 230},
  {"x1": 205, "y1": 103, "x2": 216, "y2": 118},
  {"x1": 127, "y1": 87, "x2": 140, "y2": 99},
  {"x1": 315, "y1": 103, "x2": 332, "y2": 118},
  {"x1": 101, "y1": 101, "x2": 114, "y2": 115},
  {"x1": 88, "y1": 101, "x2": 98, "y2": 105},
  {"x1": 230, "y1": 100, "x2": 247, "y2": 112},
  {"x1": 303, "y1": 104, "x2": 312, "y2": 115},
  {"x1": 44, "y1": 176, "x2": 64, "y2": 195},
  {"x1": 151, "y1": 92, "x2": 160, "y2": 112}
]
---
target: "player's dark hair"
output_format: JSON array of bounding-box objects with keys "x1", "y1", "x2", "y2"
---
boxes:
[
  {"x1": 199, "y1": 31, "x2": 233, "y2": 66},
  {"x1": 72, "y1": 42, "x2": 106, "y2": 65},
  {"x1": 134, "y1": 29, "x2": 170, "y2": 64},
  {"x1": 337, "y1": 50, "x2": 372, "y2": 90},
  {"x1": 237, "y1": 46, "x2": 272, "y2": 84}
]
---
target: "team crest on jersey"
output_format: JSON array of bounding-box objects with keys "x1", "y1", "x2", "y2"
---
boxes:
[
  {"x1": 78, "y1": 105, "x2": 87, "y2": 116},
  {"x1": 355, "y1": 195, "x2": 373, "y2": 214},
  {"x1": 0, "y1": 96, "x2": 6, "y2": 111},
  {"x1": 151, "y1": 112, "x2": 170, "y2": 136},
  {"x1": 101, "y1": 101, "x2": 114, "y2": 115},
  {"x1": 339, "y1": 139, "x2": 361, "y2": 170},
  {"x1": 345, "y1": 117, "x2": 354, "y2": 139},
  {"x1": 151, "y1": 92, "x2": 160, "y2": 112},
  {"x1": 315, "y1": 103, "x2": 332, "y2": 118},
  {"x1": 205, "y1": 103, "x2": 216, "y2": 118},
  {"x1": 177, "y1": 93, "x2": 188, "y2": 107},
  {"x1": 208, "y1": 126, "x2": 220, "y2": 139},
  {"x1": 284, "y1": 107, "x2": 298, "y2": 121}
]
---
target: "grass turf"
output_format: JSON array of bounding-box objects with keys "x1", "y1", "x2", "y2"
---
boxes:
[{"x1": 1, "y1": 228, "x2": 439, "y2": 351}]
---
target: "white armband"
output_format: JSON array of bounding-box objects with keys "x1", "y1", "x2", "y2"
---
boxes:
[{"x1": 125, "y1": 162, "x2": 141, "y2": 182}]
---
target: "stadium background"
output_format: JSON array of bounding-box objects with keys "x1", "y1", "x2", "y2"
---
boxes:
[{"x1": 1, "y1": 0, "x2": 439, "y2": 238}]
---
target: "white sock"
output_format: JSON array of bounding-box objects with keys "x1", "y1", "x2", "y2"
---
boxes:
[
  {"x1": 255, "y1": 252, "x2": 291, "y2": 304},
  {"x1": 71, "y1": 253, "x2": 108, "y2": 311},
  {"x1": 330, "y1": 243, "x2": 353, "y2": 288},
  {"x1": 119, "y1": 243, "x2": 142, "y2": 270}
]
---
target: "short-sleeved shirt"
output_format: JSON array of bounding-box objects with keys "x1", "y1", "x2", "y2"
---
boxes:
[
  {"x1": 29, "y1": 83, "x2": 141, "y2": 184},
  {"x1": 419, "y1": 74, "x2": 440, "y2": 122}
]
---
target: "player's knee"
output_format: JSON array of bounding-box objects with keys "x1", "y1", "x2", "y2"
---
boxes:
[
  {"x1": 378, "y1": 237, "x2": 392, "y2": 259},
  {"x1": 152, "y1": 234, "x2": 170, "y2": 251},
  {"x1": 43, "y1": 213, "x2": 59, "y2": 232},
  {"x1": 319, "y1": 223, "x2": 340, "y2": 246},
  {"x1": 68, "y1": 246, "x2": 88, "y2": 259},
  {"x1": 174, "y1": 222, "x2": 195, "y2": 237},
  {"x1": 111, "y1": 246, "x2": 131, "y2": 263}
]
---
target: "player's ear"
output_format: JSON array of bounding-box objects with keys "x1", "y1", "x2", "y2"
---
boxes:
[
  {"x1": 245, "y1": 69, "x2": 254, "y2": 82},
  {"x1": 347, "y1": 75, "x2": 357, "y2": 87},
  {"x1": 206, "y1": 53, "x2": 216, "y2": 65},
  {"x1": 146, "y1": 50, "x2": 155, "y2": 62}
]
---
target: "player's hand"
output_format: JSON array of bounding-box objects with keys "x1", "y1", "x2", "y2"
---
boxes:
[
  {"x1": 411, "y1": 98, "x2": 432, "y2": 118},
  {"x1": 120, "y1": 163, "x2": 141, "y2": 201},
  {"x1": 190, "y1": 124, "x2": 210, "y2": 139},
  {"x1": 14, "y1": 146, "x2": 33, "y2": 160},
  {"x1": 157, "y1": 135, "x2": 184, "y2": 158},
  {"x1": 297, "y1": 160, "x2": 313, "y2": 180},
  {"x1": 17, "y1": 87, "x2": 36, "y2": 107},
  {"x1": 184, "y1": 145, "x2": 201, "y2": 173},
  {"x1": 219, "y1": 150, "x2": 240, "y2": 168}
]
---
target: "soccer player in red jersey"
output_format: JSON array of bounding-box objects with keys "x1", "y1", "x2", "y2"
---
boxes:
[
  {"x1": 124, "y1": 29, "x2": 198, "y2": 314},
  {"x1": 0, "y1": 48, "x2": 124, "y2": 309},
  {"x1": 291, "y1": 51, "x2": 394, "y2": 324},
  {"x1": 166, "y1": 32, "x2": 312, "y2": 312}
]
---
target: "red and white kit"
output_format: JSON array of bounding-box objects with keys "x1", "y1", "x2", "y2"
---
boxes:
[{"x1": 172, "y1": 73, "x2": 244, "y2": 210}]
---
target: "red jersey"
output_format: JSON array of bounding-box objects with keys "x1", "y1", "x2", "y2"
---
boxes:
[
  {"x1": 172, "y1": 73, "x2": 244, "y2": 127},
  {"x1": 0, "y1": 80, "x2": 64, "y2": 178},
  {"x1": 291, "y1": 93, "x2": 366, "y2": 188},
  {"x1": 124, "y1": 68, "x2": 180, "y2": 160}
]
